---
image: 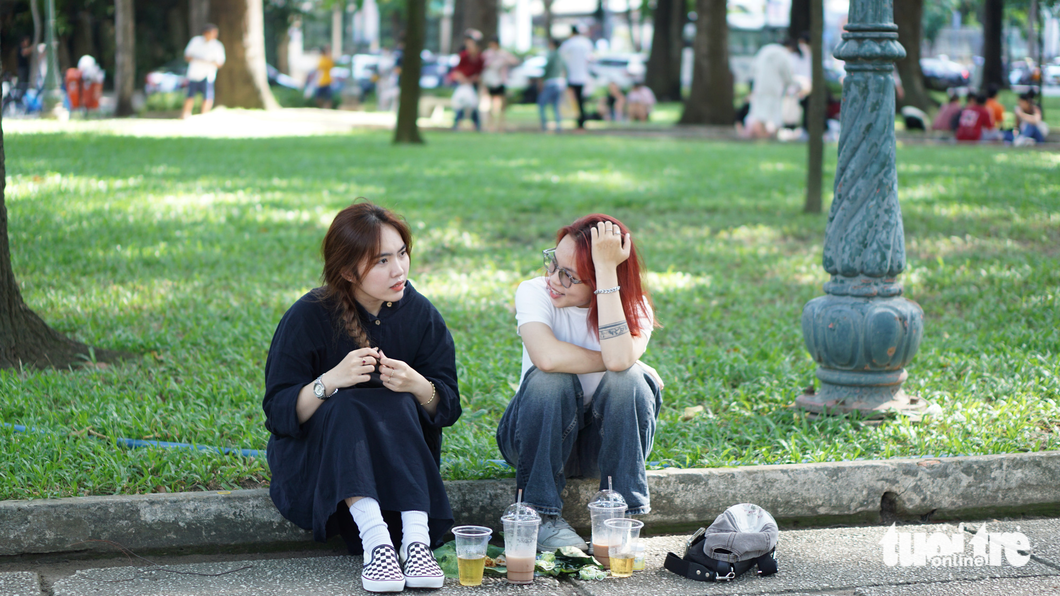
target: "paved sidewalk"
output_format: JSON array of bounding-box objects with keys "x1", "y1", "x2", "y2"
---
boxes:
[{"x1": 4, "y1": 518, "x2": 1059, "y2": 596}]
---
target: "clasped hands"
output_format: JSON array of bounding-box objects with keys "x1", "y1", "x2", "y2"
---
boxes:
[{"x1": 328, "y1": 347, "x2": 428, "y2": 396}]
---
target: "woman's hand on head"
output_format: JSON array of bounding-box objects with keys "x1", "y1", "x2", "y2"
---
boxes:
[
  {"x1": 327, "y1": 347, "x2": 380, "y2": 390},
  {"x1": 590, "y1": 220, "x2": 631, "y2": 272}
]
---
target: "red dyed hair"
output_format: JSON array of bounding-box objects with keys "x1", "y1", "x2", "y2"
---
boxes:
[{"x1": 556, "y1": 214, "x2": 658, "y2": 337}]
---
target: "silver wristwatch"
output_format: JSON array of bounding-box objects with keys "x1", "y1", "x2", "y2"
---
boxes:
[{"x1": 313, "y1": 376, "x2": 337, "y2": 400}]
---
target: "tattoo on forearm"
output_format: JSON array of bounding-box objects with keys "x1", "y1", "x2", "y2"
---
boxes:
[{"x1": 599, "y1": 321, "x2": 630, "y2": 340}]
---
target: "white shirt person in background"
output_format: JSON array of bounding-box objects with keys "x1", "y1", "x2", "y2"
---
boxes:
[
  {"x1": 182, "y1": 23, "x2": 226, "y2": 119},
  {"x1": 559, "y1": 25, "x2": 594, "y2": 130}
]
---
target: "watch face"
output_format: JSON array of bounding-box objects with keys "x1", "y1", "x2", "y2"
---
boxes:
[{"x1": 314, "y1": 381, "x2": 325, "y2": 398}]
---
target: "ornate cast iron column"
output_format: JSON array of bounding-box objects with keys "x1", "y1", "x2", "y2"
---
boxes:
[{"x1": 796, "y1": 0, "x2": 929, "y2": 417}]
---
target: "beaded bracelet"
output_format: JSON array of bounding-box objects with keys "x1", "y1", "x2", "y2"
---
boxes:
[
  {"x1": 423, "y1": 382, "x2": 437, "y2": 406},
  {"x1": 594, "y1": 286, "x2": 621, "y2": 295}
]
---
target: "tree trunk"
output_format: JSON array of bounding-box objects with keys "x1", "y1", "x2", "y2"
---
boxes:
[
  {"x1": 645, "y1": 0, "x2": 683, "y2": 101},
  {"x1": 394, "y1": 0, "x2": 425, "y2": 144},
  {"x1": 450, "y1": 0, "x2": 466, "y2": 54},
  {"x1": 276, "y1": 28, "x2": 290, "y2": 75},
  {"x1": 190, "y1": 0, "x2": 211, "y2": 39},
  {"x1": 332, "y1": 2, "x2": 344, "y2": 57},
  {"x1": 789, "y1": 0, "x2": 809, "y2": 38},
  {"x1": 211, "y1": 0, "x2": 279, "y2": 110},
  {"x1": 893, "y1": 0, "x2": 932, "y2": 111},
  {"x1": 679, "y1": 0, "x2": 730, "y2": 124},
  {"x1": 30, "y1": 0, "x2": 42, "y2": 87},
  {"x1": 0, "y1": 91, "x2": 117, "y2": 369},
  {"x1": 72, "y1": 10, "x2": 96, "y2": 63},
  {"x1": 468, "y1": 0, "x2": 498, "y2": 41},
  {"x1": 626, "y1": 3, "x2": 640, "y2": 52},
  {"x1": 980, "y1": 0, "x2": 1004, "y2": 90},
  {"x1": 114, "y1": 0, "x2": 136, "y2": 117},
  {"x1": 804, "y1": 0, "x2": 824, "y2": 214},
  {"x1": 542, "y1": 0, "x2": 553, "y2": 41}
]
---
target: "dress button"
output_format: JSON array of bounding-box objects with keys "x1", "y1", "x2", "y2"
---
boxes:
[
  {"x1": 375, "y1": 320, "x2": 381, "y2": 325},
  {"x1": 387, "y1": 302, "x2": 392, "y2": 307}
]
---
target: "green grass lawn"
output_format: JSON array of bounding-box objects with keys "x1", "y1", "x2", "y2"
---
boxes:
[{"x1": 1, "y1": 129, "x2": 1058, "y2": 500}]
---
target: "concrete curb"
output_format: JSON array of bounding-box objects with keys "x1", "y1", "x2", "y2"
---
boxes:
[{"x1": 4, "y1": 451, "x2": 1060, "y2": 556}]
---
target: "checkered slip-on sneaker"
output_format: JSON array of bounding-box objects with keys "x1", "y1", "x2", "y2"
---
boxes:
[
  {"x1": 362, "y1": 544, "x2": 405, "y2": 593},
  {"x1": 401, "y1": 542, "x2": 445, "y2": 589}
]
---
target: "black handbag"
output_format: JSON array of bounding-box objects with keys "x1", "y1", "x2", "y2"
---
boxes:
[{"x1": 663, "y1": 503, "x2": 779, "y2": 582}]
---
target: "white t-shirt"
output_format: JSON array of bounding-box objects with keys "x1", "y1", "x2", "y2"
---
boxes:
[
  {"x1": 559, "y1": 35, "x2": 594, "y2": 85},
  {"x1": 185, "y1": 35, "x2": 226, "y2": 82},
  {"x1": 515, "y1": 277, "x2": 653, "y2": 403}
]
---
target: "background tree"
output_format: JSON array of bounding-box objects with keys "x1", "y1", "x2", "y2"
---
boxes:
[
  {"x1": 805, "y1": 0, "x2": 824, "y2": 214},
  {"x1": 789, "y1": 0, "x2": 809, "y2": 38},
  {"x1": 0, "y1": 78, "x2": 117, "y2": 369},
  {"x1": 114, "y1": 0, "x2": 135, "y2": 116},
  {"x1": 981, "y1": 0, "x2": 1005, "y2": 90},
  {"x1": 450, "y1": 0, "x2": 496, "y2": 48},
  {"x1": 894, "y1": 0, "x2": 933, "y2": 111},
  {"x1": 395, "y1": 0, "x2": 425, "y2": 143},
  {"x1": 211, "y1": 0, "x2": 279, "y2": 109},
  {"x1": 679, "y1": 0, "x2": 731, "y2": 124},
  {"x1": 645, "y1": 0, "x2": 684, "y2": 101},
  {"x1": 190, "y1": 0, "x2": 211, "y2": 42}
]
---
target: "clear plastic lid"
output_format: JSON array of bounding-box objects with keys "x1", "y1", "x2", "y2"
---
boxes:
[
  {"x1": 588, "y1": 489, "x2": 627, "y2": 508},
  {"x1": 501, "y1": 502, "x2": 541, "y2": 522}
]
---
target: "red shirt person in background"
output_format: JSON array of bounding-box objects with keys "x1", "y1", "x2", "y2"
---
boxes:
[
  {"x1": 450, "y1": 29, "x2": 485, "y2": 131},
  {"x1": 955, "y1": 94, "x2": 994, "y2": 142}
]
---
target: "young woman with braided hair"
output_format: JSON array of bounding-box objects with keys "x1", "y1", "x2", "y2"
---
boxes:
[{"x1": 263, "y1": 201, "x2": 459, "y2": 592}]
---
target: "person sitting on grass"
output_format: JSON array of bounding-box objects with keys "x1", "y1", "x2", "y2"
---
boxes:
[
  {"x1": 263, "y1": 201, "x2": 460, "y2": 593},
  {"x1": 1013, "y1": 92, "x2": 1048, "y2": 144},
  {"x1": 932, "y1": 89, "x2": 962, "y2": 132},
  {"x1": 598, "y1": 81, "x2": 626, "y2": 121},
  {"x1": 955, "y1": 93, "x2": 995, "y2": 142},
  {"x1": 496, "y1": 214, "x2": 664, "y2": 553},
  {"x1": 626, "y1": 82, "x2": 656, "y2": 122}
]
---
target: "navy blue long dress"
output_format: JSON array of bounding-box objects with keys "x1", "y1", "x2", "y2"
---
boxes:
[{"x1": 263, "y1": 283, "x2": 461, "y2": 553}]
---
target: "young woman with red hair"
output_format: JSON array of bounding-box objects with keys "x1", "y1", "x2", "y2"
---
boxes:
[{"x1": 496, "y1": 214, "x2": 663, "y2": 552}]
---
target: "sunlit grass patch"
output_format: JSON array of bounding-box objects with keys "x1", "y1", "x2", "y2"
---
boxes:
[{"x1": 0, "y1": 130, "x2": 1057, "y2": 498}]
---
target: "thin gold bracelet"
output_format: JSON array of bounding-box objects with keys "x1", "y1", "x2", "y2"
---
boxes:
[{"x1": 423, "y1": 382, "x2": 437, "y2": 406}]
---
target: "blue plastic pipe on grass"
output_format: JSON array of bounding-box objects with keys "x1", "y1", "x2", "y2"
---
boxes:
[{"x1": 3, "y1": 423, "x2": 264, "y2": 458}]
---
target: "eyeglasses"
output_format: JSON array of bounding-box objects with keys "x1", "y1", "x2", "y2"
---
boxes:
[{"x1": 542, "y1": 248, "x2": 583, "y2": 288}]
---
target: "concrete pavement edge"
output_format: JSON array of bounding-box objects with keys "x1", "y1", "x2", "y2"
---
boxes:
[{"x1": 3, "y1": 451, "x2": 1059, "y2": 556}]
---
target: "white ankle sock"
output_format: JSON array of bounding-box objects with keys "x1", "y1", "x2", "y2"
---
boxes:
[
  {"x1": 401, "y1": 510, "x2": 431, "y2": 553},
  {"x1": 349, "y1": 498, "x2": 392, "y2": 557}
]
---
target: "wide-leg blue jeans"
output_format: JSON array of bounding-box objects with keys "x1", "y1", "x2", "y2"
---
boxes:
[{"x1": 495, "y1": 366, "x2": 661, "y2": 516}]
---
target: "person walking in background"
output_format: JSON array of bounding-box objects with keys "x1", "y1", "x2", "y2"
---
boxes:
[
  {"x1": 451, "y1": 29, "x2": 485, "y2": 131},
  {"x1": 315, "y1": 45, "x2": 336, "y2": 109},
  {"x1": 932, "y1": 90, "x2": 962, "y2": 132},
  {"x1": 626, "y1": 82, "x2": 655, "y2": 122},
  {"x1": 16, "y1": 37, "x2": 33, "y2": 92},
  {"x1": 537, "y1": 38, "x2": 566, "y2": 132},
  {"x1": 741, "y1": 38, "x2": 799, "y2": 139},
  {"x1": 559, "y1": 25, "x2": 593, "y2": 131},
  {"x1": 482, "y1": 37, "x2": 519, "y2": 133},
  {"x1": 496, "y1": 214, "x2": 663, "y2": 553},
  {"x1": 181, "y1": 23, "x2": 225, "y2": 119}
]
